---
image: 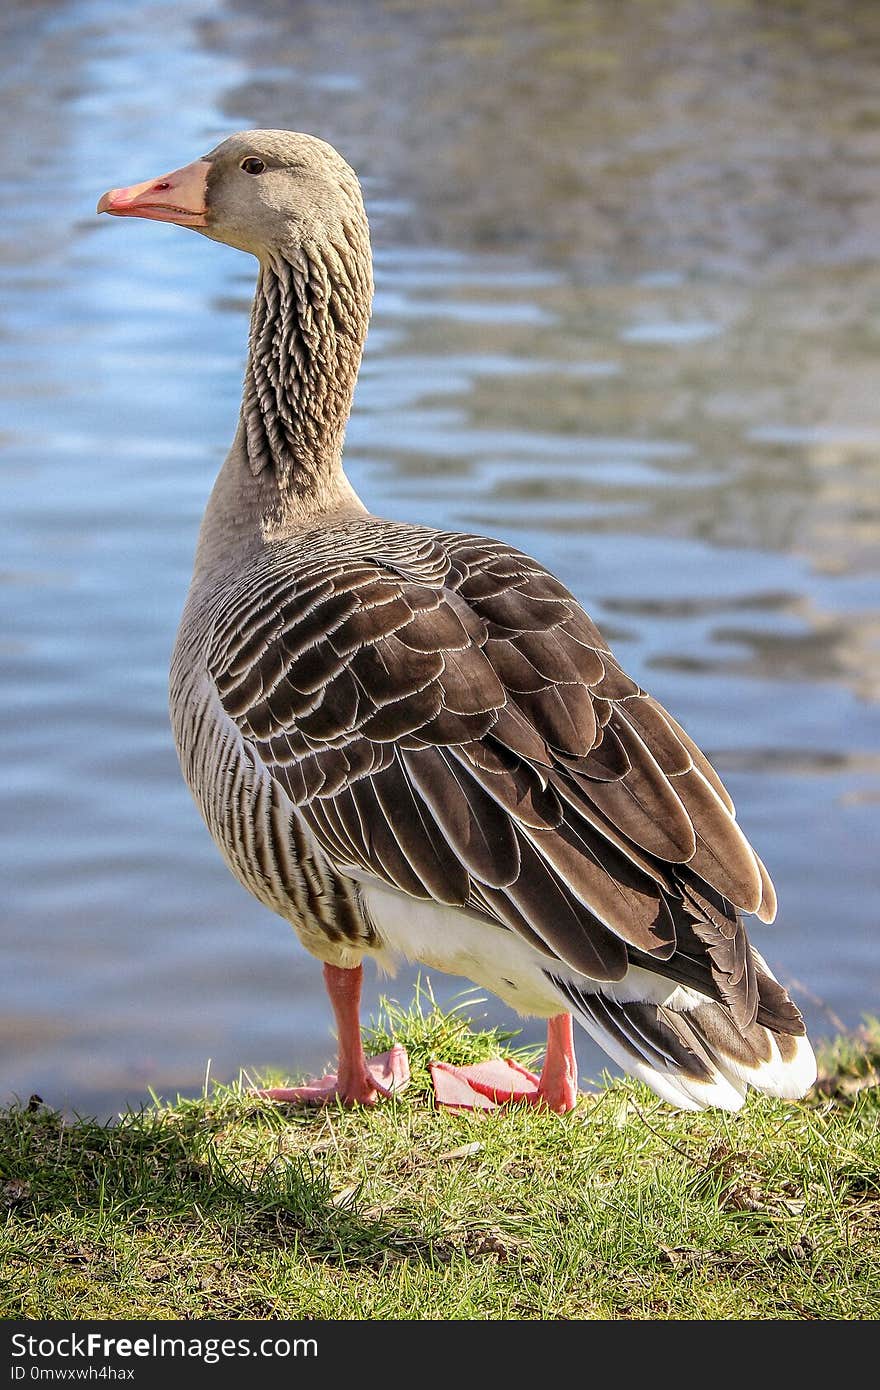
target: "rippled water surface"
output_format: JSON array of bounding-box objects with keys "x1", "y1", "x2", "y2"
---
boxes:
[{"x1": 3, "y1": 0, "x2": 879, "y2": 1115}]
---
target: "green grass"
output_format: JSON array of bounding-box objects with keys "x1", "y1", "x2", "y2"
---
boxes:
[{"x1": 1, "y1": 989, "x2": 878, "y2": 1321}]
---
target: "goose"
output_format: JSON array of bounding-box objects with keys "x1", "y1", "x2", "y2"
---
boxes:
[{"x1": 97, "y1": 130, "x2": 817, "y2": 1114}]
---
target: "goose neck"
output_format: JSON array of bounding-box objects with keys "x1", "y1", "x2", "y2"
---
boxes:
[{"x1": 240, "y1": 231, "x2": 372, "y2": 520}]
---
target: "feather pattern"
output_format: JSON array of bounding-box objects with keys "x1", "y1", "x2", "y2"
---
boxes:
[{"x1": 171, "y1": 516, "x2": 805, "y2": 1059}]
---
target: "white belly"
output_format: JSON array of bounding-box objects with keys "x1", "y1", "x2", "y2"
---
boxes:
[
  {"x1": 361, "y1": 881, "x2": 708, "y2": 1020},
  {"x1": 361, "y1": 884, "x2": 565, "y2": 1017}
]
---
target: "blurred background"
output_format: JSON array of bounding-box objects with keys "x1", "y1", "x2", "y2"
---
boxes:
[{"x1": 2, "y1": 0, "x2": 878, "y2": 1118}]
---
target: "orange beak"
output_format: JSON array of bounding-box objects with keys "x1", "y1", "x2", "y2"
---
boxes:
[{"x1": 97, "y1": 158, "x2": 210, "y2": 227}]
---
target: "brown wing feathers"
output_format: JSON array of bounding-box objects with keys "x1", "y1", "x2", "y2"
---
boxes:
[{"x1": 209, "y1": 522, "x2": 792, "y2": 1032}]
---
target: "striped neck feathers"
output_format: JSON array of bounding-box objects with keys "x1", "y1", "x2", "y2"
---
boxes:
[{"x1": 241, "y1": 223, "x2": 373, "y2": 516}]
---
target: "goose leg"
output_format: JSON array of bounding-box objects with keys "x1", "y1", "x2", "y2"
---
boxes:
[
  {"x1": 430, "y1": 1012, "x2": 580, "y2": 1114},
  {"x1": 535, "y1": 1013, "x2": 580, "y2": 1113},
  {"x1": 258, "y1": 963, "x2": 410, "y2": 1105}
]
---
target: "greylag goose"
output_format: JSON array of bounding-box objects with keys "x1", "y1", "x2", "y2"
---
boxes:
[{"x1": 97, "y1": 130, "x2": 816, "y2": 1113}]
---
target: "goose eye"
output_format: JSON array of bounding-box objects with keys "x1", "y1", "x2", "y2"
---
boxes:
[{"x1": 240, "y1": 157, "x2": 265, "y2": 175}]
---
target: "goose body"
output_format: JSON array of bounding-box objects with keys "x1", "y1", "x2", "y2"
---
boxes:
[{"x1": 99, "y1": 131, "x2": 816, "y2": 1113}]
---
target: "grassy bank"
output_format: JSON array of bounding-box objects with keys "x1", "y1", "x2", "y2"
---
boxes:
[{"x1": 1, "y1": 995, "x2": 878, "y2": 1320}]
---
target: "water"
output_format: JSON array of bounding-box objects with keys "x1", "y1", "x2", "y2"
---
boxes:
[{"x1": 2, "y1": 0, "x2": 878, "y2": 1118}]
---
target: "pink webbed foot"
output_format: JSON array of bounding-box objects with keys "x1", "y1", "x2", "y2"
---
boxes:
[
  {"x1": 430, "y1": 1015, "x2": 581, "y2": 1115},
  {"x1": 430, "y1": 1057, "x2": 542, "y2": 1111},
  {"x1": 258, "y1": 1043, "x2": 410, "y2": 1106}
]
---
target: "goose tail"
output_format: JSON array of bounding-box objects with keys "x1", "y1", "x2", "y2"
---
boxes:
[{"x1": 551, "y1": 952, "x2": 817, "y2": 1112}]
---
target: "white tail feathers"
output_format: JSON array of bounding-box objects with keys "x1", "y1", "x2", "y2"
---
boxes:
[{"x1": 551, "y1": 968, "x2": 817, "y2": 1113}]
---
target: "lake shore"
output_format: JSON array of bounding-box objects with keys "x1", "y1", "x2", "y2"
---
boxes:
[{"x1": 2, "y1": 1003, "x2": 877, "y2": 1321}]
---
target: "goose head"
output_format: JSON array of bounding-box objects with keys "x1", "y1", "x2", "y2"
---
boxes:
[{"x1": 97, "y1": 128, "x2": 368, "y2": 262}]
